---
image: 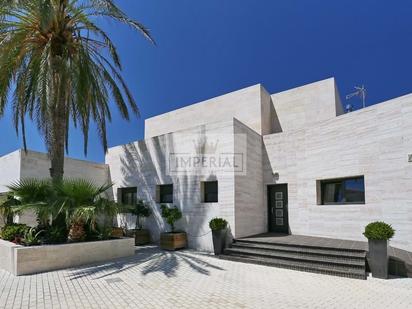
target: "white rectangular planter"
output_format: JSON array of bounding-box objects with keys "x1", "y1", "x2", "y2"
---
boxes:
[{"x1": 0, "y1": 238, "x2": 135, "y2": 276}]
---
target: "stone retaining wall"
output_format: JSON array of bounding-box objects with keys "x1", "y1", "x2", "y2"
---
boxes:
[{"x1": 0, "y1": 238, "x2": 135, "y2": 276}]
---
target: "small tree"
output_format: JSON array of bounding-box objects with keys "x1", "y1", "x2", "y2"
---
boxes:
[
  {"x1": 160, "y1": 205, "x2": 182, "y2": 233},
  {"x1": 129, "y1": 200, "x2": 151, "y2": 230}
]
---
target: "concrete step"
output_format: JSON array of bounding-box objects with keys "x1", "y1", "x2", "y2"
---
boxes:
[
  {"x1": 225, "y1": 247, "x2": 365, "y2": 268},
  {"x1": 235, "y1": 239, "x2": 366, "y2": 254},
  {"x1": 231, "y1": 242, "x2": 366, "y2": 260},
  {"x1": 219, "y1": 254, "x2": 367, "y2": 280}
]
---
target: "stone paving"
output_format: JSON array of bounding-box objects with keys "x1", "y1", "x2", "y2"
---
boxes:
[{"x1": 0, "y1": 246, "x2": 411, "y2": 309}]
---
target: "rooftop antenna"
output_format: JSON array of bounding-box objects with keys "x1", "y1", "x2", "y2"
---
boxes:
[{"x1": 346, "y1": 85, "x2": 366, "y2": 109}]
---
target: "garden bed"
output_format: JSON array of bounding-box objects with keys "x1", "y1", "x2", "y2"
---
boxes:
[{"x1": 0, "y1": 237, "x2": 135, "y2": 276}]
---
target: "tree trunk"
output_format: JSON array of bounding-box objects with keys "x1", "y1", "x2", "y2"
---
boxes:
[
  {"x1": 48, "y1": 55, "x2": 67, "y2": 183},
  {"x1": 49, "y1": 106, "x2": 66, "y2": 182}
]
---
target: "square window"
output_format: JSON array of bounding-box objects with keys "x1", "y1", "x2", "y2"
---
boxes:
[
  {"x1": 119, "y1": 187, "x2": 137, "y2": 205},
  {"x1": 320, "y1": 176, "x2": 365, "y2": 205},
  {"x1": 202, "y1": 181, "x2": 218, "y2": 203},
  {"x1": 157, "y1": 184, "x2": 173, "y2": 203}
]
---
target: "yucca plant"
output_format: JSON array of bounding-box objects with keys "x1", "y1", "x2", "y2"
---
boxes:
[
  {"x1": 0, "y1": 0, "x2": 154, "y2": 182},
  {"x1": 23, "y1": 227, "x2": 44, "y2": 246},
  {"x1": 8, "y1": 178, "x2": 121, "y2": 242}
]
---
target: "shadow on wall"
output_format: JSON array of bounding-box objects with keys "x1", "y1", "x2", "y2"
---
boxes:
[
  {"x1": 67, "y1": 246, "x2": 225, "y2": 280},
  {"x1": 119, "y1": 140, "x2": 166, "y2": 241},
  {"x1": 175, "y1": 126, "x2": 220, "y2": 250},
  {"x1": 118, "y1": 127, "x2": 232, "y2": 250}
]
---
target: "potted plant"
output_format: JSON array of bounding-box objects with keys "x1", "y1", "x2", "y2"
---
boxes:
[
  {"x1": 363, "y1": 221, "x2": 395, "y2": 279},
  {"x1": 128, "y1": 200, "x2": 151, "y2": 245},
  {"x1": 209, "y1": 218, "x2": 228, "y2": 255},
  {"x1": 159, "y1": 204, "x2": 186, "y2": 250},
  {"x1": 111, "y1": 226, "x2": 124, "y2": 238}
]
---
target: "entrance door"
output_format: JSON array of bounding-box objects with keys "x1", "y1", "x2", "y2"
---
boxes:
[{"x1": 268, "y1": 184, "x2": 289, "y2": 234}]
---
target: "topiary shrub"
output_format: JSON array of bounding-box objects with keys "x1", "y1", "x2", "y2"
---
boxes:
[
  {"x1": 363, "y1": 221, "x2": 395, "y2": 240},
  {"x1": 209, "y1": 218, "x2": 228, "y2": 231},
  {"x1": 129, "y1": 200, "x2": 151, "y2": 230},
  {"x1": 0, "y1": 223, "x2": 30, "y2": 242},
  {"x1": 160, "y1": 205, "x2": 182, "y2": 233}
]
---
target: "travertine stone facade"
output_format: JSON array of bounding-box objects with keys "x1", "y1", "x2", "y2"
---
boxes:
[
  {"x1": 0, "y1": 238, "x2": 134, "y2": 276},
  {"x1": 107, "y1": 119, "x2": 240, "y2": 251},
  {"x1": 144, "y1": 84, "x2": 278, "y2": 138},
  {"x1": 263, "y1": 93, "x2": 412, "y2": 251},
  {"x1": 108, "y1": 77, "x2": 412, "y2": 252}
]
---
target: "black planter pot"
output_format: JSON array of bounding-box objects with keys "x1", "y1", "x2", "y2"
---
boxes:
[
  {"x1": 368, "y1": 239, "x2": 389, "y2": 279},
  {"x1": 212, "y1": 229, "x2": 227, "y2": 255}
]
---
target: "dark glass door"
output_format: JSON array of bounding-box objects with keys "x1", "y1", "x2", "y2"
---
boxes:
[{"x1": 268, "y1": 184, "x2": 289, "y2": 234}]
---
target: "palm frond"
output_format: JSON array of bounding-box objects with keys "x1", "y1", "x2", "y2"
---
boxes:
[
  {"x1": 0, "y1": 0, "x2": 154, "y2": 162},
  {"x1": 7, "y1": 177, "x2": 116, "y2": 227}
]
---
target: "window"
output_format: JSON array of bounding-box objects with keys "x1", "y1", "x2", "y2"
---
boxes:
[
  {"x1": 118, "y1": 187, "x2": 137, "y2": 205},
  {"x1": 157, "y1": 184, "x2": 173, "y2": 203},
  {"x1": 320, "y1": 176, "x2": 365, "y2": 205},
  {"x1": 202, "y1": 181, "x2": 218, "y2": 203}
]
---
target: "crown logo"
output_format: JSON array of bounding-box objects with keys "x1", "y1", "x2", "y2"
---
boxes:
[{"x1": 193, "y1": 136, "x2": 219, "y2": 154}]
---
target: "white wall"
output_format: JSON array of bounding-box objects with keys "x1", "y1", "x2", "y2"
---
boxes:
[
  {"x1": 107, "y1": 120, "x2": 241, "y2": 251},
  {"x1": 145, "y1": 84, "x2": 274, "y2": 138},
  {"x1": 0, "y1": 150, "x2": 21, "y2": 193},
  {"x1": 20, "y1": 150, "x2": 110, "y2": 186},
  {"x1": 234, "y1": 119, "x2": 266, "y2": 237},
  {"x1": 263, "y1": 93, "x2": 412, "y2": 251},
  {"x1": 270, "y1": 77, "x2": 343, "y2": 133}
]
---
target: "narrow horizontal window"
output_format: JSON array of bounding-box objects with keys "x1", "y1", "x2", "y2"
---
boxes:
[
  {"x1": 157, "y1": 184, "x2": 173, "y2": 203},
  {"x1": 320, "y1": 176, "x2": 365, "y2": 205},
  {"x1": 202, "y1": 181, "x2": 218, "y2": 203}
]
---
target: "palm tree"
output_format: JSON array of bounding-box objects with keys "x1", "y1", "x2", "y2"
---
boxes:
[
  {"x1": 0, "y1": 0, "x2": 154, "y2": 181},
  {"x1": 8, "y1": 178, "x2": 121, "y2": 241}
]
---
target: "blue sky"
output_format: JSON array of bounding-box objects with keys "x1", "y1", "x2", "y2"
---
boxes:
[{"x1": 1, "y1": 0, "x2": 412, "y2": 162}]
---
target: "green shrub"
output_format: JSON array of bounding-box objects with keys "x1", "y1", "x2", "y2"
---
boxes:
[
  {"x1": 95, "y1": 224, "x2": 113, "y2": 241},
  {"x1": 160, "y1": 205, "x2": 182, "y2": 232},
  {"x1": 0, "y1": 223, "x2": 30, "y2": 241},
  {"x1": 23, "y1": 227, "x2": 43, "y2": 246},
  {"x1": 363, "y1": 221, "x2": 395, "y2": 240},
  {"x1": 128, "y1": 200, "x2": 151, "y2": 229},
  {"x1": 209, "y1": 218, "x2": 228, "y2": 231},
  {"x1": 44, "y1": 226, "x2": 68, "y2": 244}
]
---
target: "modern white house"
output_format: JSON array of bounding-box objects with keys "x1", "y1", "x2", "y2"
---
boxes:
[
  {"x1": 106, "y1": 77, "x2": 412, "y2": 253},
  {"x1": 1, "y1": 77, "x2": 412, "y2": 253}
]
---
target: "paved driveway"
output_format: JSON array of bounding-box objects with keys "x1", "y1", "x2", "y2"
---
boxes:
[{"x1": 0, "y1": 246, "x2": 411, "y2": 309}]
